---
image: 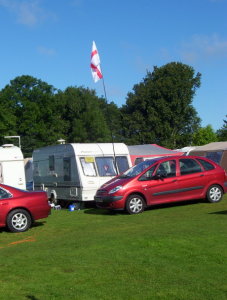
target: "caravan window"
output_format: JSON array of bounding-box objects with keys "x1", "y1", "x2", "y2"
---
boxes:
[
  {"x1": 63, "y1": 158, "x2": 71, "y2": 181},
  {"x1": 135, "y1": 157, "x2": 144, "y2": 165},
  {"x1": 80, "y1": 158, "x2": 97, "y2": 176},
  {"x1": 49, "y1": 155, "x2": 55, "y2": 171},
  {"x1": 115, "y1": 156, "x2": 129, "y2": 173},
  {"x1": 96, "y1": 157, "x2": 117, "y2": 177}
]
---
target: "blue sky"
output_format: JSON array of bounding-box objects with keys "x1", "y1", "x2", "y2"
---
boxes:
[{"x1": 0, "y1": 0, "x2": 226, "y2": 131}]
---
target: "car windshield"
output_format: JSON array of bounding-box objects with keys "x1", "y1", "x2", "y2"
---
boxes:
[{"x1": 119, "y1": 159, "x2": 158, "y2": 178}]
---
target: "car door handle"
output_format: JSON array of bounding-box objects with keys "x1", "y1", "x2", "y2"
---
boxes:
[
  {"x1": 172, "y1": 179, "x2": 177, "y2": 182},
  {"x1": 200, "y1": 174, "x2": 204, "y2": 177}
]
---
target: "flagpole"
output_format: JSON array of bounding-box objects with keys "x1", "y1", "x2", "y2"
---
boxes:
[
  {"x1": 101, "y1": 72, "x2": 118, "y2": 172},
  {"x1": 91, "y1": 41, "x2": 117, "y2": 172}
]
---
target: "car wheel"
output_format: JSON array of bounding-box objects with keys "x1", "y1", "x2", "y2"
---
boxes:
[
  {"x1": 206, "y1": 185, "x2": 223, "y2": 203},
  {"x1": 126, "y1": 194, "x2": 145, "y2": 214},
  {"x1": 7, "y1": 209, "x2": 32, "y2": 233}
]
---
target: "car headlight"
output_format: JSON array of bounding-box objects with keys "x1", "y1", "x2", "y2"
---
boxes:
[{"x1": 109, "y1": 185, "x2": 122, "y2": 194}]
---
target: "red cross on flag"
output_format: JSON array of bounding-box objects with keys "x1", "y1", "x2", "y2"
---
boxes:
[{"x1": 90, "y1": 41, "x2": 103, "y2": 82}]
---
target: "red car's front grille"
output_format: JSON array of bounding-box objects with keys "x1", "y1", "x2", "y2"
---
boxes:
[{"x1": 96, "y1": 189, "x2": 108, "y2": 196}]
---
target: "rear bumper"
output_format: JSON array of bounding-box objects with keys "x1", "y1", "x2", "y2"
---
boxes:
[{"x1": 224, "y1": 181, "x2": 227, "y2": 193}]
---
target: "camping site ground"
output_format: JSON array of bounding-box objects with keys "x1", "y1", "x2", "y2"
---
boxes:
[{"x1": 0, "y1": 195, "x2": 227, "y2": 300}]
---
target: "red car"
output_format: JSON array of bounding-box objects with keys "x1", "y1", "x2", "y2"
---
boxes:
[
  {"x1": 0, "y1": 184, "x2": 51, "y2": 232},
  {"x1": 95, "y1": 156, "x2": 227, "y2": 214}
]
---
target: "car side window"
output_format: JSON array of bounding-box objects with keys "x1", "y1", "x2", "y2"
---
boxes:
[
  {"x1": 196, "y1": 158, "x2": 215, "y2": 171},
  {"x1": 156, "y1": 160, "x2": 176, "y2": 178},
  {"x1": 180, "y1": 158, "x2": 202, "y2": 175},
  {"x1": 139, "y1": 165, "x2": 157, "y2": 181},
  {"x1": 0, "y1": 188, "x2": 12, "y2": 199}
]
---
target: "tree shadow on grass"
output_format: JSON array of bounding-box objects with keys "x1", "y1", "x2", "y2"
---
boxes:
[
  {"x1": 32, "y1": 221, "x2": 46, "y2": 228},
  {"x1": 146, "y1": 199, "x2": 201, "y2": 211},
  {"x1": 0, "y1": 221, "x2": 46, "y2": 233},
  {"x1": 209, "y1": 210, "x2": 227, "y2": 215},
  {"x1": 84, "y1": 208, "x2": 124, "y2": 216},
  {"x1": 84, "y1": 199, "x2": 201, "y2": 216},
  {"x1": 26, "y1": 295, "x2": 40, "y2": 300}
]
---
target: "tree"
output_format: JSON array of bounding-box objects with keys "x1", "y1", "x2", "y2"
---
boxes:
[
  {"x1": 0, "y1": 75, "x2": 65, "y2": 156},
  {"x1": 217, "y1": 115, "x2": 227, "y2": 141},
  {"x1": 56, "y1": 86, "x2": 111, "y2": 143},
  {"x1": 100, "y1": 101, "x2": 125, "y2": 143},
  {"x1": 192, "y1": 125, "x2": 218, "y2": 145},
  {"x1": 121, "y1": 62, "x2": 201, "y2": 148}
]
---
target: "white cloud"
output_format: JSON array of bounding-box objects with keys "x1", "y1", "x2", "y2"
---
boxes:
[
  {"x1": 0, "y1": 0, "x2": 51, "y2": 26},
  {"x1": 180, "y1": 34, "x2": 227, "y2": 64}
]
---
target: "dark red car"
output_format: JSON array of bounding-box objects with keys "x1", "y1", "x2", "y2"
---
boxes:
[
  {"x1": 95, "y1": 156, "x2": 227, "y2": 214},
  {"x1": 0, "y1": 184, "x2": 51, "y2": 232}
]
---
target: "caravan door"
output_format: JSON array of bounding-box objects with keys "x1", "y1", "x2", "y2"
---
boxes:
[{"x1": 74, "y1": 143, "x2": 131, "y2": 201}]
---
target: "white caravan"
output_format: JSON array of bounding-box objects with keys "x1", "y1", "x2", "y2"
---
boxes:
[
  {"x1": 0, "y1": 144, "x2": 26, "y2": 189},
  {"x1": 32, "y1": 143, "x2": 131, "y2": 204}
]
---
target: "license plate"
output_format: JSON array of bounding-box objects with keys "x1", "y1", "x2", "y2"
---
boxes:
[{"x1": 95, "y1": 197, "x2": 103, "y2": 203}]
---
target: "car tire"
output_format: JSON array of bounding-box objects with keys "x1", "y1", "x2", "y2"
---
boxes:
[
  {"x1": 206, "y1": 185, "x2": 223, "y2": 203},
  {"x1": 126, "y1": 194, "x2": 145, "y2": 214},
  {"x1": 7, "y1": 209, "x2": 32, "y2": 233}
]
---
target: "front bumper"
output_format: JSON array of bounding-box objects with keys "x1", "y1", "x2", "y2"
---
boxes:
[
  {"x1": 94, "y1": 195, "x2": 123, "y2": 203},
  {"x1": 94, "y1": 194, "x2": 125, "y2": 210}
]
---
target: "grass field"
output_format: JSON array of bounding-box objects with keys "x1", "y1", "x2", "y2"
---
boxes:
[{"x1": 0, "y1": 195, "x2": 227, "y2": 300}]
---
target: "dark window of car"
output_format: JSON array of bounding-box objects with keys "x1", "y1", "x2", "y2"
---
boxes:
[
  {"x1": 135, "y1": 157, "x2": 144, "y2": 165},
  {"x1": 180, "y1": 158, "x2": 202, "y2": 175},
  {"x1": 115, "y1": 156, "x2": 129, "y2": 174},
  {"x1": 49, "y1": 155, "x2": 55, "y2": 171},
  {"x1": 95, "y1": 157, "x2": 117, "y2": 177},
  {"x1": 139, "y1": 164, "x2": 157, "y2": 181},
  {"x1": 0, "y1": 188, "x2": 12, "y2": 199},
  {"x1": 196, "y1": 158, "x2": 215, "y2": 171},
  {"x1": 155, "y1": 160, "x2": 176, "y2": 178},
  {"x1": 120, "y1": 159, "x2": 159, "y2": 179}
]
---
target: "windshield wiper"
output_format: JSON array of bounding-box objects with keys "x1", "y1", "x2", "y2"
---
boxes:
[{"x1": 119, "y1": 174, "x2": 130, "y2": 178}]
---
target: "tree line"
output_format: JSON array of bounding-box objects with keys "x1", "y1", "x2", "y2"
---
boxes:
[{"x1": 0, "y1": 62, "x2": 226, "y2": 157}]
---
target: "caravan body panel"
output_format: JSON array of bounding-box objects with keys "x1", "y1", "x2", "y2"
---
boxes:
[
  {"x1": 33, "y1": 143, "x2": 131, "y2": 202},
  {"x1": 0, "y1": 145, "x2": 26, "y2": 189}
]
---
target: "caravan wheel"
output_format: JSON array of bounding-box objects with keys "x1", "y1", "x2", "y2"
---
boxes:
[{"x1": 50, "y1": 194, "x2": 58, "y2": 205}]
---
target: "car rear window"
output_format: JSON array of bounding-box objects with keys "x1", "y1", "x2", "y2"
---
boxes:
[
  {"x1": 196, "y1": 158, "x2": 215, "y2": 171},
  {"x1": 0, "y1": 188, "x2": 12, "y2": 199},
  {"x1": 180, "y1": 158, "x2": 202, "y2": 175}
]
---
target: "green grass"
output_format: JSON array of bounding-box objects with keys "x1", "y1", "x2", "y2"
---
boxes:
[{"x1": 1, "y1": 195, "x2": 227, "y2": 300}]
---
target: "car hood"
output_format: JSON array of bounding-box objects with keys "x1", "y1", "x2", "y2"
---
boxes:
[{"x1": 100, "y1": 177, "x2": 132, "y2": 190}]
